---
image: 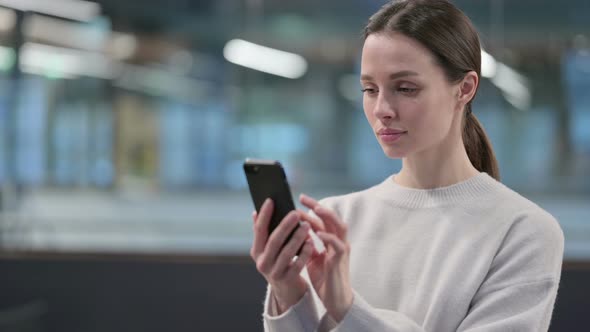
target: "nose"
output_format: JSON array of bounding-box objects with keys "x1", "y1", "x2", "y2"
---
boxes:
[{"x1": 373, "y1": 92, "x2": 398, "y2": 121}]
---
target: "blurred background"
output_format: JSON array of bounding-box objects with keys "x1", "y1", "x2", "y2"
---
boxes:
[{"x1": 0, "y1": 0, "x2": 588, "y2": 331}]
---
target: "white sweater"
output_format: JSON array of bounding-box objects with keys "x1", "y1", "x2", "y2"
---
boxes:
[{"x1": 263, "y1": 172, "x2": 564, "y2": 332}]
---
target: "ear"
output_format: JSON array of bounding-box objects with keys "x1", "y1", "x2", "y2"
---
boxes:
[{"x1": 457, "y1": 71, "x2": 479, "y2": 106}]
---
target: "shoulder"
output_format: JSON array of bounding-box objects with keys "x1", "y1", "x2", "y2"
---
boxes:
[
  {"x1": 486, "y1": 183, "x2": 564, "y2": 279},
  {"x1": 502, "y1": 203, "x2": 564, "y2": 260},
  {"x1": 458, "y1": 177, "x2": 563, "y2": 239},
  {"x1": 492, "y1": 182, "x2": 563, "y2": 241}
]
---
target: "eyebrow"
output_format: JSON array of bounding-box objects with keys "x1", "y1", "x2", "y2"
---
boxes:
[{"x1": 360, "y1": 70, "x2": 420, "y2": 81}]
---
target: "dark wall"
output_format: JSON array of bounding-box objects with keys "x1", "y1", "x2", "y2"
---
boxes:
[
  {"x1": 551, "y1": 263, "x2": 590, "y2": 331},
  {"x1": 0, "y1": 253, "x2": 587, "y2": 332},
  {"x1": 0, "y1": 254, "x2": 267, "y2": 332}
]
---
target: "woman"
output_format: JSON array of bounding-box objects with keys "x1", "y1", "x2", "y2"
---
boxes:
[{"x1": 250, "y1": 0, "x2": 564, "y2": 331}]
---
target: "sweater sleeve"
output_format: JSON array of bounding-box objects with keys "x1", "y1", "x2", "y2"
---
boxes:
[
  {"x1": 331, "y1": 209, "x2": 564, "y2": 332},
  {"x1": 262, "y1": 285, "x2": 321, "y2": 332},
  {"x1": 456, "y1": 278, "x2": 559, "y2": 331},
  {"x1": 456, "y1": 209, "x2": 564, "y2": 331},
  {"x1": 330, "y1": 290, "x2": 425, "y2": 332},
  {"x1": 332, "y1": 278, "x2": 559, "y2": 332}
]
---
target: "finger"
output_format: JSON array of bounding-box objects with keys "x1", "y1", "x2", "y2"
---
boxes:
[
  {"x1": 251, "y1": 199, "x2": 273, "y2": 259},
  {"x1": 265, "y1": 211, "x2": 300, "y2": 261},
  {"x1": 258, "y1": 198, "x2": 273, "y2": 224},
  {"x1": 314, "y1": 205, "x2": 347, "y2": 239},
  {"x1": 299, "y1": 194, "x2": 338, "y2": 234},
  {"x1": 317, "y1": 231, "x2": 348, "y2": 256},
  {"x1": 299, "y1": 193, "x2": 320, "y2": 210},
  {"x1": 296, "y1": 209, "x2": 325, "y2": 232},
  {"x1": 285, "y1": 239, "x2": 314, "y2": 279},
  {"x1": 271, "y1": 222, "x2": 310, "y2": 276}
]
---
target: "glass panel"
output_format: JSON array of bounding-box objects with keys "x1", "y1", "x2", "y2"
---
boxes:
[{"x1": 0, "y1": 0, "x2": 587, "y2": 259}]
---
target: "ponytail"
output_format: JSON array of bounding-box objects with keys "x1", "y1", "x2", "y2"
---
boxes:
[{"x1": 463, "y1": 106, "x2": 500, "y2": 181}]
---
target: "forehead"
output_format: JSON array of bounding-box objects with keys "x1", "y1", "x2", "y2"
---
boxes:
[{"x1": 361, "y1": 33, "x2": 438, "y2": 75}]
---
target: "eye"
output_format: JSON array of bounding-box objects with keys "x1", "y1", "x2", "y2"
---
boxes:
[
  {"x1": 396, "y1": 86, "x2": 419, "y2": 96},
  {"x1": 361, "y1": 88, "x2": 377, "y2": 95}
]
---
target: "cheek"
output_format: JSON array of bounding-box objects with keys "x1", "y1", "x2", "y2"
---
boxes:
[
  {"x1": 392, "y1": 95, "x2": 432, "y2": 135},
  {"x1": 398, "y1": 99, "x2": 423, "y2": 128},
  {"x1": 362, "y1": 98, "x2": 375, "y2": 121},
  {"x1": 409, "y1": 94, "x2": 454, "y2": 139}
]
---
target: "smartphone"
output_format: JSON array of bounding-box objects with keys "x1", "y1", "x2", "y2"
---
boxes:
[
  {"x1": 243, "y1": 159, "x2": 298, "y2": 238},
  {"x1": 243, "y1": 158, "x2": 326, "y2": 255}
]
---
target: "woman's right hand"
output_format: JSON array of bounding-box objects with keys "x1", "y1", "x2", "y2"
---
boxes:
[{"x1": 250, "y1": 198, "x2": 316, "y2": 314}]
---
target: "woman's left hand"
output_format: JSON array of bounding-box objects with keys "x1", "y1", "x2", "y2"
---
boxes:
[{"x1": 299, "y1": 194, "x2": 354, "y2": 322}]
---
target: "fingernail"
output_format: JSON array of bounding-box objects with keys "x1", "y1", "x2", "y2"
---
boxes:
[{"x1": 314, "y1": 206, "x2": 324, "y2": 213}]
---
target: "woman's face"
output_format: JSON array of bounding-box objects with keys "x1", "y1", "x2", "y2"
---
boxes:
[{"x1": 360, "y1": 32, "x2": 461, "y2": 159}]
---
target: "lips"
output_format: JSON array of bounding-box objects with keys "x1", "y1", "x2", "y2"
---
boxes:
[
  {"x1": 377, "y1": 128, "x2": 407, "y2": 143},
  {"x1": 377, "y1": 128, "x2": 407, "y2": 135}
]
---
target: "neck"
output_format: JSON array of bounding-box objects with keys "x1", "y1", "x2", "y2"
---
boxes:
[{"x1": 394, "y1": 129, "x2": 479, "y2": 189}]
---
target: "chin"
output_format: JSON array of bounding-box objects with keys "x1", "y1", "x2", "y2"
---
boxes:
[{"x1": 382, "y1": 147, "x2": 407, "y2": 159}]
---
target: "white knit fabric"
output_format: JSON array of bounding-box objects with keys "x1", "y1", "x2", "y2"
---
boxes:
[{"x1": 263, "y1": 172, "x2": 564, "y2": 332}]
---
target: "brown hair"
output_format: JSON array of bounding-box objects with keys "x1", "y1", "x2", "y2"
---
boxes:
[{"x1": 364, "y1": 0, "x2": 500, "y2": 181}]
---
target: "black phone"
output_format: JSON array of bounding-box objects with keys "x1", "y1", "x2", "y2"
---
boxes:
[{"x1": 243, "y1": 158, "x2": 300, "y2": 245}]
